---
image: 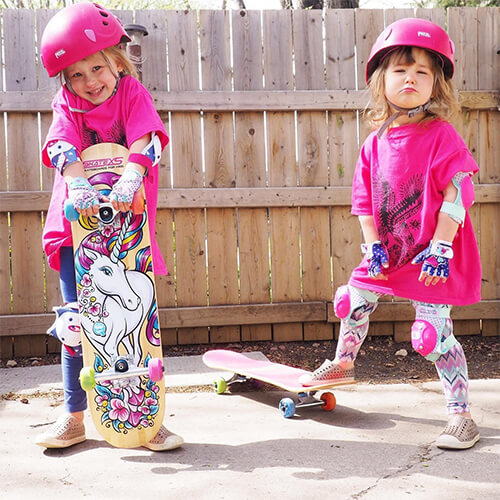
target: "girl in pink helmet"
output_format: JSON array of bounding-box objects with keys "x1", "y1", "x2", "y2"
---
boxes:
[
  {"x1": 301, "y1": 18, "x2": 481, "y2": 449},
  {"x1": 35, "y1": 3, "x2": 183, "y2": 452}
]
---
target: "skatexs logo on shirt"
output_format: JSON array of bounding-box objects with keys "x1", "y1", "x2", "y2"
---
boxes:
[{"x1": 84, "y1": 156, "x2": 124, "y2": 170}]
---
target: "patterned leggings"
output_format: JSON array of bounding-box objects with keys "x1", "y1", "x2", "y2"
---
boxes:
[{"x1": 335, "y1": 287, "x2": 470, "y2": 415}]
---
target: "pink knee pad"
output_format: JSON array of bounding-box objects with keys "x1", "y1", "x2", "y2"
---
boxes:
[
  {"x1": 411, "y1": 320, "x2": 437, "y2": 357},
  {"x1": 333, "y1": 285, "x2": 351, "y2": 319}
]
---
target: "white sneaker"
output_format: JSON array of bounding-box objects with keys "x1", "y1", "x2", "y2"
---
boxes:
[
  {"x1": 35, "y1": 414, "x2": 86, "y2": 449},
  {"x1": 299, "y1": 359, "x2": 355, "y2": 386},
  {"x1": 436, "y1": 415, "x2": 480, "y2": 450},
  {"x1": 143, "y1": 425, "x2": 184, "y2": 452}
]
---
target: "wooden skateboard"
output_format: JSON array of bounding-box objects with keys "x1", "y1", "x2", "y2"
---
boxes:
[
  {"x1": 202, "y1": 350, "x2": 356, "y2": 418},
  {"x1": 66, "y1": 143, "x2": 164, "y2": 448}
]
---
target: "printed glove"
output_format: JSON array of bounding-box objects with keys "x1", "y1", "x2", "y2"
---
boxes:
[
  {"x1": 67, "y1": 177, "x2": 99, "y2": 211},
  {"x1": 412, "y1": 240, "x2": 454, "y2": 284},
  {"x1": 361, "y1": 241, "x2": 389, "y2": 279},
  {"x1": 109, "y1": 169, "x2": 143, "y2": 205}
]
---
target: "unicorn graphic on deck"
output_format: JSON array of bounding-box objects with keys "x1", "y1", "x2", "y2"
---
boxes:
[{"x1": 75, "y1": 173, "x2": 160, "y2": 372}]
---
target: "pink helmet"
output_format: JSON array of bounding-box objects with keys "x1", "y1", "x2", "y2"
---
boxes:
[
  {"x1": 40, "y1": 2, "x2": 131, "y2": 77},
  {"x1": 366, "y1": 18, "x2": 455, "y2": 83}
]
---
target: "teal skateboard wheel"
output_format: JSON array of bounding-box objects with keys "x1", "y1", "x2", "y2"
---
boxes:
[{"x1": 279, "y1": 397, "x2": 296, "y2": 418}]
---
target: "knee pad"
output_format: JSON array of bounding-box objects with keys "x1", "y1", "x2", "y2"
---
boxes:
[
  {"x1": 334, "y1": 285, "x2": 379, "y2": 326},
  {"x1": 47, "y1": 303, "x2": 82, "y2": 356},
  {"x1": 411, "y1": 303, "x2": 457, "y2": 361}
]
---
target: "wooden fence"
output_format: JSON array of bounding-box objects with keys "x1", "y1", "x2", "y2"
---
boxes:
[{"x1": 0, "y1": 7, "x2": 499, "y2": 359}]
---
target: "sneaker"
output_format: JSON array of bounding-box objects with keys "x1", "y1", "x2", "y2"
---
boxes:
[
  {"x1": 299, "y1": 359, "x2": 355, "y2": 387},
  {"x1": 35, "y1": 414, "x2": 86, "y2": 449},
  {"x1": 143, "y1": 425, "x2": 184, "y2": 452},
  {"x1": 435, "y1": 415, "x2": 480, "y2": 450}
]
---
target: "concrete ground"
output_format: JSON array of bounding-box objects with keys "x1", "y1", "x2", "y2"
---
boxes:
[{"x1": 1, "y1": 354, "x2": 499, "y2": 499}]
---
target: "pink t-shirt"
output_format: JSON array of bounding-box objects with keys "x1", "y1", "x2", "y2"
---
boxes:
[
  {"x1": 349, "y1": 119, "x2": 481, "y2": 306},
  {"x1": 42, "y1": 76, "x2": 168, "y2": 275}
]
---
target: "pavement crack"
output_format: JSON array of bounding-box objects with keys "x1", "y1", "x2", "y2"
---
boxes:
[{"x1": 350, "y1": 443, "x2": 438, "y2": 498}]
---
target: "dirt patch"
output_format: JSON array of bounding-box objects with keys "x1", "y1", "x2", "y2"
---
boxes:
[
  {"x1": 2, "y1": 335, "x2": 499, "y2": 385},
  {"x1": 166, "y1": 334, "x2": 500, "y2": 384}
]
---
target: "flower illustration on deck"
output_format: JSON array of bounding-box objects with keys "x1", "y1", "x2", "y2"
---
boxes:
[
  {"x1": 81, "y1": 273, "x2": 92, "y2": 287},
  {"x1": 88, "y1": 302, "x2": 101, "y2": 316},
  {"x1": 109, "y1": 397, "x2": 131, "y2": 422}
]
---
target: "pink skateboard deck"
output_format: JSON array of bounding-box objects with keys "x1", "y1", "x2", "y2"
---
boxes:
[{"x1": 202, "y1": 349, "x2": 355, "y2": 417}]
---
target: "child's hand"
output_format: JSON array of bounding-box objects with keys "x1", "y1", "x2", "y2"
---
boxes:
[
  {"x1": 109, "y1": 169, "x2": 143, "y2": 212},
  {"x1": 67, "y1": 177, "x2": 100, "y2": 217},
  {"x1": 362, "y1": 241, "x2": 389, "y2": 280},
  {"x1": 412, "y1": 240, "x2": 453, "y2": 286}
]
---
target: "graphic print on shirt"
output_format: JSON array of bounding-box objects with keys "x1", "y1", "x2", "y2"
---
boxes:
[
  {"x1": 374, "y1": 172, "x2": 425, "y2": 269},
  {"x1": 82, "y1": 119, "x2": 127, "y2": 150}
]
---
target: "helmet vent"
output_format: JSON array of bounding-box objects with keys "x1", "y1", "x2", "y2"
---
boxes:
[{"x1": 84, "y1": 29, "x2": 97, "y2": 43}]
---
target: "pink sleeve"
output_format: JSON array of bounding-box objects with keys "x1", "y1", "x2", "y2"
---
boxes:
[
  {"x1": 351, "y1": 139, "x2": 373, "y2": 216},
  {"x1": 431, "y1": 125, "x2": 479, "y2": 191},
  {"x1": 124, "y1": 79, "x2": 169, "y2": 150}
]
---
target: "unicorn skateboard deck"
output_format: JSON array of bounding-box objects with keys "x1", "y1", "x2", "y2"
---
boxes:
[
  {"x1": 203, "y1": 350, "x2": 355, "y2": 418},
  {"x1": 67, "y1": 143, "x2": 164, "y2": 448}
]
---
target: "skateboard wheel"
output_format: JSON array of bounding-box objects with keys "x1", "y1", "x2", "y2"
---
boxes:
[
  {"x1": 279, "y1": 398, "x2": 296, "y2": 418},
  {"x1": 131, "y1": 190, "x2": 145, "y2": 214},
  {"x1": 80, "y1": 367, "x2": 96, "y2": 391},
  {"x1": 213, "y1": 377, "x2": 227, "y2": 394},
  {"x1": 148, "y1": 357, "x2": 164, "y2": 382},
  {"x1": 114, "y1": 358, "x2": 129, "y2": 373},
  {"x1": 320, "y1": 392, "x2": 336, "y2": 411},
  {"x1": 64, "y1": 200, "x2": 80, "y2": 222}
]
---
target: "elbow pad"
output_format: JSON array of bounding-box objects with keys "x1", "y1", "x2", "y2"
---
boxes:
[
  {"x1": 46, "y1": 140, "x2": 80, "y2": 174},
  {"x1": 440, "y1": 172, "x2": 475, "y2": 226}
]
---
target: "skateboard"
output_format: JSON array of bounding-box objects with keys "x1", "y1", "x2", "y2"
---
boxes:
[
  {"x1": 202, "y1": 349, "x2": 355, "y2": 418},
  {"x1": 66, "y1": 143, "x2": 164, "y2": 448}
]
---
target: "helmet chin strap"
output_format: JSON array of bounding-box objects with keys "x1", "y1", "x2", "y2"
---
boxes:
[{"x1": 377, "y1": 99, "x2": 432, "y2": 138}]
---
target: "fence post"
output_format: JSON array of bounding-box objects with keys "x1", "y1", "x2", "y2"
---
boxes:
[{"x1": 124, "y1": 24, "x2": 148, "y2": 82}]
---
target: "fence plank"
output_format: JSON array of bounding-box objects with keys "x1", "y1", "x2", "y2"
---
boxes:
[
  {"x1": 294, "y1": 9, "x2": 333, "y2": 341},
  {"x1": 448, "y1": 8, "x2": 482, "y2": 337},
  {"x1": 477, "y1": 8, "x2": 500, "y2": 336},
  {"x1": 135, "y1": 9, "x2": 177, "y2": 346},
  {"x1": 4, "y1": 299, "x2": 498, "y2": 336},
  {"x1": 0, "y1": 9, "x2": 9, "y2": 358},
  {"x1": 200, "y1": 10, "x2": 239, "y2": 343},
  {"x1": 4, "y1": 9, "x2": 45, "y2": 356},
  {"x1": 264, "y1": 10, "x2": 302, "y2": 342},
  {"x1": 232, "y1": 9, "x2": 271, "y2": 342},
  {"x1": 166, "y1": 10, "x2": 208, "y2": 344},
  {"x1": 4, "y1": 183, "x2": 500, "y2": 212},
  {"x1": 2, "y1": 88, "x2": 498, "y2": 113},
  {"x1": 35, "y1": 9, "x2": 61, "y2": 353}
]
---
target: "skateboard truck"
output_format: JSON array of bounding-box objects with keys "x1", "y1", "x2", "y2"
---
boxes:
[
  {"x1": 80, "y1": 355, "x2": 164, "y2": 391},
  {"x1": 213, "y1": 373, "x2": 337, "y2": 418},
  {"x1": 97, "y1": 203, "x2": 119, "y2": 224},
  {"x1": 279, "y1": 392, "x2": 336, "y2": 418}
]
